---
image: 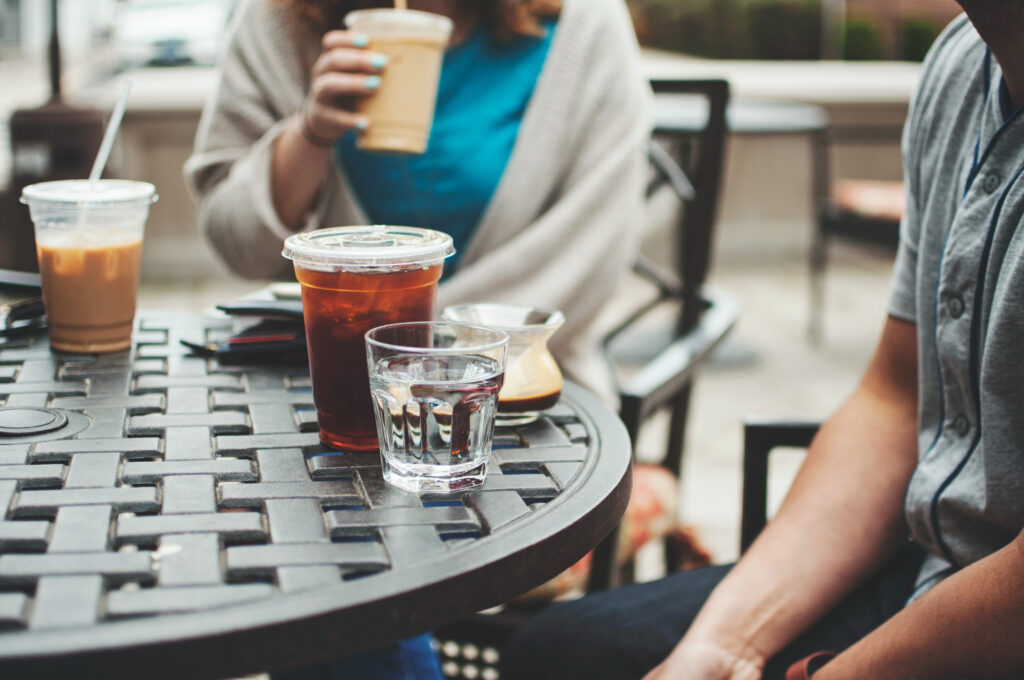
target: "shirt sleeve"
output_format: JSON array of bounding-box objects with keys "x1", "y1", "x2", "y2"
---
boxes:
[
  {"x1": 886, "y1": 34, "x2": 934, "y2": 323},
  {"x1": 887, "y1": 63, "x2": 926, "y2": 324},
  {"x1": 886, "y1": 14, "x2": 973, "y2": 324},
  {"x1": 886, "y1": 176, "x2": 919, "y2": 324}
]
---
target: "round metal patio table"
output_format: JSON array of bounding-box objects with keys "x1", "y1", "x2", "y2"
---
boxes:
[{"x1": 0, "y1": 311, "x2": 632, "y2": 679}]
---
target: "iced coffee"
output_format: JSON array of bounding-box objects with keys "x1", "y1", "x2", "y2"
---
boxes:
[
  {"x1": 442, "y1": 304, "x2": 565, "y2": 426},
  {"x1": 345, "y1": 9, "x2": 453, "y2": 154},
  {"x1": 283, "y1": 226, "x2": 454, "y2": 451},
  {"x1": 21, "y1": 180, "x2": 156, "y2": 354}
]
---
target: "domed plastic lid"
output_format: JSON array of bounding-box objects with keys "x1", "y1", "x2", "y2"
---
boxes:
[
  {"x1": 283, "y1": 225, "x2": 455, "y2": 272},
  {"x1": 345, "y1": 8, "x2": 454, "y2": 42},
  {"x1": 21, "y1": 180, "x2": 157, "y2": 207}
]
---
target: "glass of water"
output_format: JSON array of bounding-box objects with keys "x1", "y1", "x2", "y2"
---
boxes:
[{"x1": 365, "y1": 322, "x2": 509, "y2": 494}]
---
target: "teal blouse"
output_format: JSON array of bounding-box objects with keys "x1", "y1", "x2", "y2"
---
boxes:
[{"x1": 337, "y1": 20, "x2": 556, "y2": 274}]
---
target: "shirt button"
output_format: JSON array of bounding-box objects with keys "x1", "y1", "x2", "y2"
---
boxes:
[
  {"x1": 983, "y1": 174, "x2": 1001, "y2": 193},
  {"x1": 952, "y1": 414, "x2": 970, "y2": 437},
  {"x1": 948, "y1": 295, "x2": 965, "y2": 318}
]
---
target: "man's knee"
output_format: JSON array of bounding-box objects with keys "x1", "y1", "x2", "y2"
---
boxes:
[{"x1": 501, "y1": 565, "x2": 731, "y2": 680}]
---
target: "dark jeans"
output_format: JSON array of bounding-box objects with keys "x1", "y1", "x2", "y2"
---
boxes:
[{"x1": 501, "y1": 542, "x2": 925, "y2": 680}]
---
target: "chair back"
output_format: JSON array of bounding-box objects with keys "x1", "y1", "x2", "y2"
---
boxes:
[
  {"x1": 587, "y1": 79, "x2": 736, "y2": 594},
  {"x1": 649, "y1": 78, "x2": 729, "y2": 333},
  {"x1": 605, "y1": 78, "x2": 732, "y2": 434}
]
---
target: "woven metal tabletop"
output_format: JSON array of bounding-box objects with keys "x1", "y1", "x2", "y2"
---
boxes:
[{"x1": 0, "y1": 312, "x2": 631, "y2": 679}]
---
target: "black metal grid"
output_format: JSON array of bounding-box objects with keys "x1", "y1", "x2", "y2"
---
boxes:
[{"x1": 0, "y1": 312, "x2": 630, "y2": 679}]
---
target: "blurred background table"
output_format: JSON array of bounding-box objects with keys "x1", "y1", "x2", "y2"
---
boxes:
[{"x1": 0, "y1": 310, "x2": 631, "y2": 680}]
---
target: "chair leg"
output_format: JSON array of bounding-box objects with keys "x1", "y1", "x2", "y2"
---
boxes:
[
  {"x1": 663, "y1": 386, "x2": 692, "y2": 576},
  {"x1": 808, "y1": 127, "x2": 831, "y2": 346},
  {"x1": 664, "y1": 529, "x2": 685, "y2": 575},
  {"x1": 665, "y1": 386, "x2": 692, "y2": 479},
  {"x1": 618, "y1": 557, "x2": 636, "y2": 586},
  {"x1": 809, "y1": 208, "x2": 829, "y2": 346},
  {"x1": 589, "y1": 396, "x2": 646, "y2": 593},
  {"x1": 585, "y1": 524, "x2": 620, "y2": 593}
]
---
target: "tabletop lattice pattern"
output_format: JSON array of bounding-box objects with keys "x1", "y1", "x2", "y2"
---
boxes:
[{"x1": 0, "y1": 314, "x2": 593, "y2": 634}]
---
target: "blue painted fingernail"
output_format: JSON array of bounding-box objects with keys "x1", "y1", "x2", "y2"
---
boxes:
[
  {"x1": 353, "y1": 34, "x2": 370, "y2": 48},
  {"x1": 370, "y1": 54, "x2": 388, "y2": 69},
  {"x1": 355, "y1": 119, "x2": 369, "y2": 131},
  {"x1": 364, "y1": 75, "x2": 381, "y2": 90}
]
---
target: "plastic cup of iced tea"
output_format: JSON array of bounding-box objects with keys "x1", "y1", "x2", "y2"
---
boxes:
[
  {"x1": 282, "y1": 225, "x2": 454, "y2": 452},
  {"x1": 20, "y1": 179, "x2": 157, "y2": 354}
]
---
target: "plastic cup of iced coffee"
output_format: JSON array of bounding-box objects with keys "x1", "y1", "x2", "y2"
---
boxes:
[
  {"x1": 344, "y1": 8, "x2": 453, "y2": 154},
  {"x1": 282, "y1": 225, "x2": 454, "y2": 452},
  {"x1": 20, "y1": 179, "x2": 157, "y2": 354}
]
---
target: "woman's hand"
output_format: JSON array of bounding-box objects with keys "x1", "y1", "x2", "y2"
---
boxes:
[
  {"x1": 300, "y1": 30, "x2": 388, "y2": 147},
  {"x1": 271, "y1": 30, "x2": 386, "y2": 227},
  {"x1": 642, "y1": 636, "x2": 764, "y2": 680}
]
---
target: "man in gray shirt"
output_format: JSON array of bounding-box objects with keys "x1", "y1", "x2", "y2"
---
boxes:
[{"x1": 503, "y1": 2, "x2": 1024, "y2": 678}]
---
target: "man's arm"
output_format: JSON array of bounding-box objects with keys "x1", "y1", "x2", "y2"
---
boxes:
[
  {"x1": 815, "y1": 528, "x2": 1024, "y2": 679},
  {"x1": 645, "y1": 315, "x2": 920, "y2": 679}
]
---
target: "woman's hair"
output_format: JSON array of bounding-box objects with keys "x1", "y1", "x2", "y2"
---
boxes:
[{"x1": 277, "y1": 0, "x2": 561, "y2": 39}]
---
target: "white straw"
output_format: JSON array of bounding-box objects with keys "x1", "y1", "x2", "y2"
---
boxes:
[{"x1": 88, "y1": 81, "x2": 132, "y2": 187}]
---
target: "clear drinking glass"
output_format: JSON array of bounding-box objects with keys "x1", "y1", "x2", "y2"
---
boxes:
[
  {"x1": 366, "y1": 322, "x2": 509, "y2": 494},
  {"x1": 442, "y1": 304, "x2": 564, "y2": 426}
]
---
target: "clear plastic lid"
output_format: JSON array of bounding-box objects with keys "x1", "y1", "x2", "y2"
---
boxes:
[
  {"x1": 21, "y1": 180, "x2": 157, "y2": 208},
  {"x1": 282, "y1": 225, "x2": 455, "y2": 272},
  {"x1": 345, "y1": 8, "x2": 454, "y2": 42}
]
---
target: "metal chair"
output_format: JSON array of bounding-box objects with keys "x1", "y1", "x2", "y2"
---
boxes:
[
  {"x1": 434, "y1": 79, "x2": 739, "y2": 678},
  {"x1": 588, "y1": 78, "x2": 740, "y2": 592}
]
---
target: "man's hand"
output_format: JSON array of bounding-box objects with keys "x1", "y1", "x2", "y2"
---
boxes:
[
  {"x1": 642, "y1": 316, "x2": 919, "y2": 679},
  {"x1": 642, "y1": 635, "x2": 763, "y2": 680}
]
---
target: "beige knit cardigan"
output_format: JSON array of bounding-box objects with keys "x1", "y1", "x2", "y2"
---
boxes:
[{"x1": 184, "y1": 0, "x2": 652, "y2": 403}]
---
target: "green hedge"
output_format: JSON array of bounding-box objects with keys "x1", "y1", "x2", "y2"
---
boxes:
[
  {"x1": 629, "y1": 0, "x2": 820, "y2": 60},
  {"x1": 900, "y1": 17, "x2": 939, "y2": 61},
  {"x1": 842, "y1": 16, "x2": 884, "y2": 60},
  {"x1": 628, "y1": 0, "x2": 936, "y2": 62},
  {"x1": 747, "y1": 1, "x2": 821, "y2": 60},
  {"x1": 628, "y1": 0, "x2": 741, "y2": 59}
]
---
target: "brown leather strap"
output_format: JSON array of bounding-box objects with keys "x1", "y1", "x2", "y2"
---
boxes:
[{"x1": 785, "y1": 651, "x2": 837, "y2": 680}]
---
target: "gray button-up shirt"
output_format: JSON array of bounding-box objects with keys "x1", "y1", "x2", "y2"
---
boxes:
[{"x1": 890, "y1": 15, "x2": 1024, "y2": 598}]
